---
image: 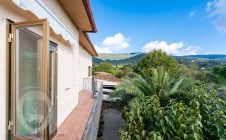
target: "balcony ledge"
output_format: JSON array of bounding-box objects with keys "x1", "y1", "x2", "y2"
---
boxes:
[{"x1": 52, "y1": 90, "x2": 96, "y2": 140}]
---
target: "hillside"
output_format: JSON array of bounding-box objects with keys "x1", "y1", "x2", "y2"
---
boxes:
[
  {"x1": 97, "y1": 53, "x2": 138, "y2": 60},
  {"x1": 93, "y1": 53, "x2": 145, "y2": 65},
  {"x1": 180, "y1": 54, "x2": 226, "y2": 61},
  {"x1": 93, "y1": 53, "x2": 226, "y2": 66}
]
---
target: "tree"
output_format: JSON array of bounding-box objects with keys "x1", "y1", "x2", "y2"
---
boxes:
[
  {"x1": 121, "y1": 64, "x2": 133, "y2": 76},
  {"x1": 207, "y1": 66, "x2": 226, "y2": 84},
  {"x1": 179, "y1": 64, "x2": 206, "y2": 82},
  {"x1": 213, "y1": 66, "x2": 226, "y2": 79},
  {"x1": 92, "y1": 62, "x2": 116, "y2": 75},
  {"x1": 115, "y1": 64, "x2": 133, "y2": 78},
  {"x1": 134, "y1": 50, "x2": 179, "y2": 76}
]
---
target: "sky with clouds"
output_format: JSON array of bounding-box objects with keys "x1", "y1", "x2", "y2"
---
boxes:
[{"x1": 89, "y1": 0, "x2": 226, "y2": 55}]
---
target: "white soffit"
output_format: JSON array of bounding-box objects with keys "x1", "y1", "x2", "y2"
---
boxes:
[{"x1": 12, "y1": 0, "x2": 78, "y2": 45}]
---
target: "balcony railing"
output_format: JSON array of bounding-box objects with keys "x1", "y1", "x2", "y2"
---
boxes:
[
  {"x1": 83, "y1": 77, "x2": 103, "y2": 97},
  {"x1": 82, "y1": 78, "x2": 103, "y2": 140}
]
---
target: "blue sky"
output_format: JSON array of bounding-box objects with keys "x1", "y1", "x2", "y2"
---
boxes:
[{"x1": 89, "y1": 0, "x2": 226, "y2": 55}]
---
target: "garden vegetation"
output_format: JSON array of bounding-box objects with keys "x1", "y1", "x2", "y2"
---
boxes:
[{"x1": 112, "y1": 50, "x2": 226, "y2": 140}]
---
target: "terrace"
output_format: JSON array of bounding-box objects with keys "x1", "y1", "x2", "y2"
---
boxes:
[{"x1": 52, "y1": 78, "x2": 103, "y2": 140}]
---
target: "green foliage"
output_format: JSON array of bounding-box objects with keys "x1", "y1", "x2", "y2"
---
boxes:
[
  {"x1": 113, "y1": 67, "x2": 185, "y2": 106},
  {"x1": 93, "y1": 62, "x2": 133, "y2": 78},
  {"x1": 115, "y1": 67, "x2": 226, "y2": 139},
  {"x1": 179, "y1": 64, "x2": 207, "y2": 82},
  {"x1": 93, "y1": 62, "x2": 116, "y2": 75},
  {"x1": 109, "y1": 50, "x2": 226, "y2": 140},
  {"x1": 134, "y1": 50, "x2": 179, "y2": 76},
  {"x1": 213, "y1": 66, "x2": 226, "y2": 79},
  {"x1": 207, "y1": 66, "x2": 226, "y2": 84},
  {"x1": 195, "y1": 88, "x2": 226, "y2": 139},
  {"x1": 120, "y1": 95, "x2": 204, "y2": 140},
  {"x1": 120, "y1": 88, "x2": 226, "y2": 140},
  {"x1": 115, "y1": 64, "x2": 133, "y2": 78}
]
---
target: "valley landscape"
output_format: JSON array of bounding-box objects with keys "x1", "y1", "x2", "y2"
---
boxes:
[
  {"x1": 93, "y1": 50, "x2": 226, "y2": 139},
  {"x1": 93, "y1": 53, "x2": 226, "y2": 69}
]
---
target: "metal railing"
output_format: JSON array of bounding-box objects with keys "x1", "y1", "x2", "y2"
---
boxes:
[{"x1": 82, "y1": 81, "x2": 103, "y2": 140}]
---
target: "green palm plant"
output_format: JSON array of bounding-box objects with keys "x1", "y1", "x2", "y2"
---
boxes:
[{"x1": 112, "y1": 67, "x2": 185, "y2": 106}]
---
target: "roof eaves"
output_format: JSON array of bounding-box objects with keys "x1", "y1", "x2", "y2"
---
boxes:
[
  {"x1": 84, "y1": 32, "x2": 98, "y2": 56},
  {"x1": 82, "y1": 0, "x2": 97, "y2": 33}
]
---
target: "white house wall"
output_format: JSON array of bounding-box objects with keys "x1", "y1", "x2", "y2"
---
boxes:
[
  {"x1": 0, "y1": 17, "x2": 7, "y2": 140},
  {"x1": 0, "y1": 1, "x2": 92, "y2": 139},
  {"x1": 37, "y1": 0, "x2": 81, "y2": 126},
  {"x1": 12, "y1": 0, "x2": 78, "y2": 44},
  {"x1": 78, "y1": 45, "x2": 93, "y2": 90},
  {"x1": 56, "y1": 43, "x2": 80, "y2": 126},
  {"x1": 42, "y1": 0, "x2": 79, "y2": 41}
]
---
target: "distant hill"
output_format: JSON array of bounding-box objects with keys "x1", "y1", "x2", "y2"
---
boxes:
[
  {"x1": 97, "y1": 53, "x2": 138, "y2": 60},
  {"x1": 93, "y1": 53, "x2": 226, "y2": 65},
  {"x1": 182, "y1": 54, "x2": 226, "y2": 61},
  {"x1": 93, "y1": 53, "x2": 145, "y2": 65}
]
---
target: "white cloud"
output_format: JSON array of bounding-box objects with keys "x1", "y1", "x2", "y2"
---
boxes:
[
  {"x1": 94, "y1": 33, "x2": 130, "y2": 53},
  {"x1": 207, "y1": 1, "x2": 215, "y2": 12},
  {"x1": 102, "y1": 33, "x2": 129, "y2": 50},
  {"x1": 94, "y1": 45, "x2": 112, "y2": 53},
  {"x1": 181, "y1": 46, "x2": 200, "y2": 55},
  {"x1": 207, "y1": 0, "x2": 226, "y2": 32},
  {"x1": 141, "y1": 41, "x2": 200, "y2": 56},
  {"x1": 189, "y1": 11, "x2": 197, "y2": 17}
]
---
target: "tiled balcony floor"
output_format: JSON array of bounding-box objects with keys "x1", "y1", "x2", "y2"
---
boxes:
[{"x1": 52, "y1": 90, "x2": 95, "y2": 140}]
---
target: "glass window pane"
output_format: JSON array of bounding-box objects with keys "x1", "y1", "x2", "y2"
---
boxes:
[
  {"x1": 15, "y1": 25, "x2": 45, "y2": 138},
  {"x1": 48, "y1": 42, "x2": 57, "y2": 135}
]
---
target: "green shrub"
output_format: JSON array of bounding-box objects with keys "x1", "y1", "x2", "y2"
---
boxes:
[
  {"x1": 93, "y1": 62, "x2": 116, "y2": 75},
  {"x1": 120, "y1": 88, "x2": 226, "y2": 140}
]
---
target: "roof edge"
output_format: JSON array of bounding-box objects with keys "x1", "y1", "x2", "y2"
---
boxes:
[
  {"x1": 82, "y1": 0, "x2": 97, "y2": 33},
  {"x1": 84, "y1": 32, "x2": 98, "y2": 56}
]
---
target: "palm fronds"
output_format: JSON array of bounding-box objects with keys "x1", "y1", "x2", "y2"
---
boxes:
[{"x1": 112, "y1": 67, "x2": 187, "y2": 107}]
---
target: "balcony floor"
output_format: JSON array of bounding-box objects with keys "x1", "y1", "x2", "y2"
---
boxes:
[{"x1": 52, "y1": 90, "x2": 95, "y2": 140}]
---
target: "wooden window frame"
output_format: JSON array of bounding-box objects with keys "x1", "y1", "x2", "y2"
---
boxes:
[{"x1": 10, "y1": 19, "x2": 50, "y2": 140}]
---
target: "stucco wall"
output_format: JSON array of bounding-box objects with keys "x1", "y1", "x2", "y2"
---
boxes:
[
  {"x1": 38, "y1": 0, "x2": 81, "y2": 127},
  {"x1": 56, "y1": 42, "x2": 80, "y2": 126},
  {"x1": 42, "y1": 0, "x2": 79, "y2": 38},
  {"x1": 78, "y1": 45, "x2": 93, "y2": 90},
  {"x1": 0, "y1": 1, "x2": 92, "y2": 139},
  {"x1": 0, "y1": 17, "x2": 7, "y2": 140}
]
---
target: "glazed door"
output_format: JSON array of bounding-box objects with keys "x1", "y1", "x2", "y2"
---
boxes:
[
  {"x1": 11, "y1": 19, "x2": 49, "y2": 140},
  {"x1": 48, "y1": 42, "x2": 57, "y2": 136}
]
